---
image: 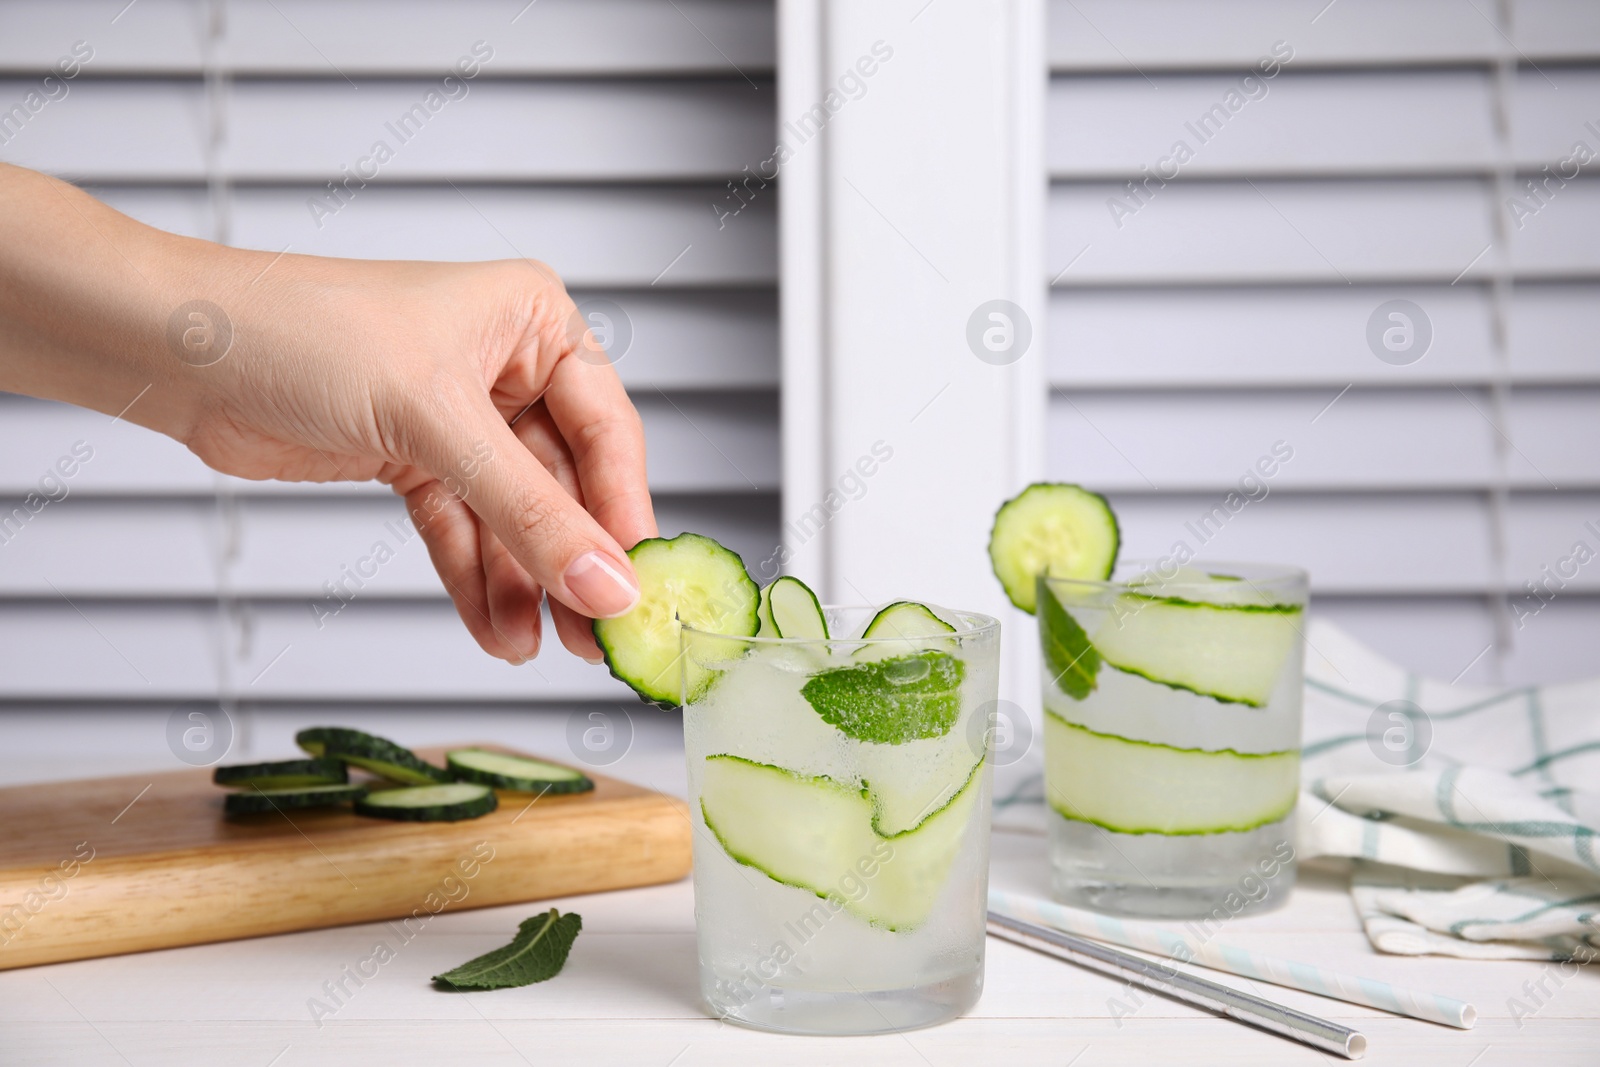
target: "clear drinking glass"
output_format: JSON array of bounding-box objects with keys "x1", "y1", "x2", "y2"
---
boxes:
[
  {"x1": 680, "y1": 606, "x2": 1000, "y2": 1034},
  {"x1": 1038, "y1": 562, "x2": 1307, "y2": 918}
]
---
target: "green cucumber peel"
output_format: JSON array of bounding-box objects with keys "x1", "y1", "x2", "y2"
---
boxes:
[
  {"x1": 1043, "y1": 712, "x2": 1299, "y2": 835},
  {"x1": 865, "y1": 756, "x2": 984, "y2": 839},
  {"x1": 698, "y1": 753, "x2": 982, "y2": 931},
  {"x1": 1043, "y1": 709, "x2": 1296, "y2": 759},
  {"x1": 1119, "y1": 592, "x2": 1303, "y2": 614},
  {"x1": 433, "y1": 909, "x2": 583, "y2": 990},
  {"x1": 1103, "y1": 660, "x2": 1263, "y2": 707}
]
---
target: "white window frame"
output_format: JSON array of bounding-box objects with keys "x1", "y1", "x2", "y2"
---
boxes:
[{"x1": 778, "y1": 0, "x2": 1047, "y2": 699}]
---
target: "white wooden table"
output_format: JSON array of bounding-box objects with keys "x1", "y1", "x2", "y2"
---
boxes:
[{"x1": 3, "y1": 710, "x2": 1598, "y2": 1065}]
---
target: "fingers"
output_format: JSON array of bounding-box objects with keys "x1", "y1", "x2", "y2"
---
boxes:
[
  {"x1": 413, "y1": 386, "x2": 641, "y2": 623},
  {"x1": 403, "y1": 479, "x2": 527, "y2": 663},
  {"x1": 511, "y1": 406, "x2": 606, "y2": 661},
  {"x1": 479, "y1": 520, "x2": 542, "y2": 661},
  {"x1": 550, "y1": 600, "x2": 604, "y2": 663},
  {"x1": 540, "y1": 331, "x2": 657, "y2": 551}
]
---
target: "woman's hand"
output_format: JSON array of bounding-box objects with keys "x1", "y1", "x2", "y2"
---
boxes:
[{"x1": 0, "y1": 164, "x2": 653, "y2": 663}]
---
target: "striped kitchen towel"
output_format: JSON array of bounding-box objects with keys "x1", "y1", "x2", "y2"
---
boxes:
[{"x1": 1299, "y1": 619, "x2": 1600, "y2": 960}]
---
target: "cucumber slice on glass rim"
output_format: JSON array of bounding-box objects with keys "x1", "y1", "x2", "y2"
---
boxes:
[
  {"x1": 223, "y1": 783, "x2": 367, "y2": 816},
  {"x1": 446, "y1": 749, "x2": 593, "y2": 794},
  {"x1": 355, "y1": 782, "x2": 498, "y2": 822},
  {"x1": 988, "y1": 483, "x2": 1120, "y2": 614},
  {"x1": 850, "y1": 600, "x2": 957, "y2": 664},
  {"x1": 1043, "y1": 712, "x2": 1298, "y2": 835},
  {"x1": 767, "y1": 576, "x2": 829, "y2": 640},
  {"x1": 756, "y1": 581, "x2": 778, "y2": 637},
  {"x1": 592, "y1": 533, "x2": 761, "y2": 708},
  {"x1": 859, "y1": 601, "x2": 954, "y2": 641}
]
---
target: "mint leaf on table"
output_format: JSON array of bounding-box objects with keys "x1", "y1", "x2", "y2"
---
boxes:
[
  {"x1": 1039, "y1": 587, "x2": 1101, "y2": 700},
  {"x1": 801, "y1": 651, "x2": 965, "y2": 744},
  {"x1": 433, "y1": 909, "x2": 583, "y2": 990}
]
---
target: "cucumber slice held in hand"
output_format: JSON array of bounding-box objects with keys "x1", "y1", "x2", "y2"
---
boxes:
[
  {"x1": 355, "y1": 782, "x2": 498, "y2": 822},
  {"x1": 988, "y1": 483, "x2": 1120, "y2": 614},
  {"x1": 446, "y1": 749, "x2": 593, "y2": 794},
  {"x1": 592, "y1": 533, "x2": 760, "y2": 707},
  {"x1": 213, "y1": 757, "x2": 348, "y2": 790},
  {"x1": 767, "y1": 576, "x2": 829, "y2": 639},
  {"x1": 223, "y1": 783, "x2": 367, "y2": 816}
]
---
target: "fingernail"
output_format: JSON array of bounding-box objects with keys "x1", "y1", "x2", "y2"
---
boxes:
[
  {"x1": 564, "y1": 551, "x2": 640, "y2": 618},
  {"x1": 583, "y1": 655, "x2": 605, "y2": 666}
]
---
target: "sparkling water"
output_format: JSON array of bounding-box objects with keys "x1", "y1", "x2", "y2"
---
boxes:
[
  {"x1": 1039, "y1": 565, "x2": 1307, "y2": 919},
  {"x1": 681, "y1": 607, "x2": 1000, "y2": 1034}
]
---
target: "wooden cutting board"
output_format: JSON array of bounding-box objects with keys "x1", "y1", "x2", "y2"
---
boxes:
[{"x1": 0, "y1": 745, "x2": 691, "y2": 970}]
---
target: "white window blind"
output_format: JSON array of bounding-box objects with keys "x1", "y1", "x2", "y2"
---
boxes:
[
  {"x1": 0, "y1": 0, "x2": 777, "y2": 709},
  {"x1": 1046, "y1": 0, "x2": 1600, "y2": 686}
]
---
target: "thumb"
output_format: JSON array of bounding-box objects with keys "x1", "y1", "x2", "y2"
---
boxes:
[{"x1": 417, "y1": 395, "x2": 641, "y2": 620}]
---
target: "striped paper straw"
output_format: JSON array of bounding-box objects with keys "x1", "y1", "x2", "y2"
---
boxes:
[{"x1": 990, "y1": 888, "x2": 1477, "y2": 1030}]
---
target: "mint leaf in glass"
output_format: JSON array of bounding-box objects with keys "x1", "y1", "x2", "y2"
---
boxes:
[
  {"x1": 801, "y1": 651, "x2": 965, "y2": 744},
  {"x1": 1040, "y1": 587, "x2": 1101, "y2": 700}
]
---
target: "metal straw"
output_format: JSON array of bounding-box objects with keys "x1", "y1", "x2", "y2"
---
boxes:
[
  {"x1": 987, "y1": 910, "x2": 1367, "y2": 1059},
  {"x1": 992, "y1": 888, "x2": 1474, "y2": 1029}
]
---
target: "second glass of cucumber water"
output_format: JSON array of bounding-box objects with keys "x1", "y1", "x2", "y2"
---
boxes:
[
  {"x1": 1038, "y1": 562, "x2": 1307, "y2": 918},
  {"x1": 680, "y1": 606, "x2": 1000, "y2": 1034}
]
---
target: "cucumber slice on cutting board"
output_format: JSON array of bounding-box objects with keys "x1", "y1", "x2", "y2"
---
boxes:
[
  {"x1": 295, "y1": 726, "x2": 376, "y2": 758},
  {"x1": 213, "y1": 757, "x2": 347, "y2": 790},
  {"x1": 1043, "y1": 712, "x2": 1298, "y2": 835},
  {"x1": 298, "y1": 727, "x2": 451, "y2": 785},
  {"x1": 355, "y1": 782, "x2": 498, "y2": 822},
  {"x1": 446, "y1": 749, "x2": 593, "y2": 794},
  {"x1": 800, "y1": 651, "x2": 966, "y2": 744},
  {"x1": 1092, "y1": 595, "x2": 1302, "y2": 707},
  {"x1": 224, "y1": 783, "x2": 367, "y2": 816},
  {"x1": 593, "y1": 533, "x2": 761, "y2": 708},
  {"x1": 699, "y1": 754, "x2": 981, "y2": 931},
  {"x1": 768, "y1": 576, "x2": 828, "y2": 640},
  {"x1": 988, "y1": 483, "x2": 1120, "y2": 614}
]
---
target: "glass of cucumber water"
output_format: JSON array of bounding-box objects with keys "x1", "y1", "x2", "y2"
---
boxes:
[
  {"x1": 1038, "y1": 561, "x2": 1307, "y2": 918},
  {"x1": 679, "y1": 598, "x2": 1001, "y2": 1035}
]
